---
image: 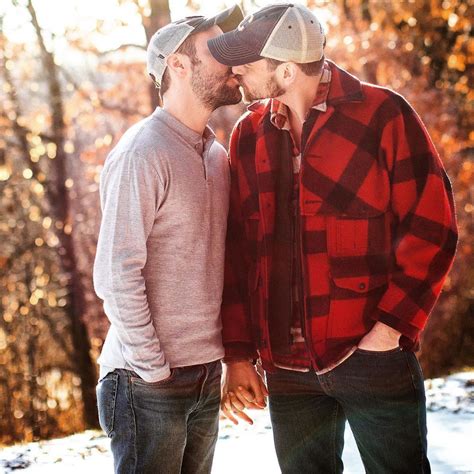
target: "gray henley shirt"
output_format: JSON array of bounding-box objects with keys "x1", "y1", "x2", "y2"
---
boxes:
[{"x1": 93, "y1": 107, "x2": 229, "y2": 382}]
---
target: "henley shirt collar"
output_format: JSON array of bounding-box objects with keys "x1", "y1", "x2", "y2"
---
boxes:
[{"x1": 152, "y1": 107, "x2": 215, "y2": 154}]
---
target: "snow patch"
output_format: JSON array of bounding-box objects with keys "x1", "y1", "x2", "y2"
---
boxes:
[{"x1": 1, "y1": 372, "x2": 473, "y2": 474}]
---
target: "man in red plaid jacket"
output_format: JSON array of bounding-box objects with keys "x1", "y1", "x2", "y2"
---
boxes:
[{"x1": 209, "y1": 4, "x2": 457, "y2": 473}]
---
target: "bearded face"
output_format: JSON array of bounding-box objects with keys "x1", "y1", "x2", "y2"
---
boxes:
[
  {"x1": 191, "y1": 61, "x2": 242, "y2": 110},
  {"x1": 231, "y1": 59, "x2": 286, "y2": 104},
  {"x1": 238, "y1": 73, "x2": 286, "y2": 103}
]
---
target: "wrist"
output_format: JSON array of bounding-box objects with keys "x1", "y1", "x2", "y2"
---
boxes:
[{"x1": 374, "y1": 322, "x2": 401, "y2": 338}]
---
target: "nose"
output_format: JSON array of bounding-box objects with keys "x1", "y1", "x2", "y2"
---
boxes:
[{"x1": 232, "y1": 64, "x2": 245, "y2": 75}]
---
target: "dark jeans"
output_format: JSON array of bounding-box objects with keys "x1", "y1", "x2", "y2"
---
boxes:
[
  {"x1": 96, "y1": 360, "x2": 222, "y2": 474},
  {"x1": 267, "y1": 348, "x2": 430, "y2": 474}
]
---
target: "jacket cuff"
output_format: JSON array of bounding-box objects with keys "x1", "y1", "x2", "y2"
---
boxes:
[
  {"x1": 223, "y1": 342, "x2": 258, "y2": 364},
  {"x1": 374, "y1": 310, "x2": 420, "y2": 342}
]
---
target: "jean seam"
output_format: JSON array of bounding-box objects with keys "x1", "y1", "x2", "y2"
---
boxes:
[
  {"x1": 110, "y1": 374, "x2": 118, "y2": 435},
  {"x1": 101, "y1": 372, "x2": 119, "y2": 436},
  {"x1": 404, "y1": 352, "x2": 425, "y2": 473},
  {"x1": 127, "y1": 370, "x2": 138, "y2": 473},
  {"x1": 331, "y1": 402, "x2": 339, "y2": 474},
  {"x1": 195, "y1": 364, "x2": 209, "y2": 408}
]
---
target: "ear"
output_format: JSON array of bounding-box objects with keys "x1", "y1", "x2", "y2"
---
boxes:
[
  {"x1": 166, "y1": 53, "x2": 188, "y2": 80},
  {"x1": 275, "y1": 62, "x2": 297, "y2": 86},
  {"x1": 282, "y1": 62, "x2": 298, "y2": 82}
]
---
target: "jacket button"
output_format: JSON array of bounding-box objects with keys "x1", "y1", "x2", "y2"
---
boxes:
[{"x1": 359, "y1": 282, "x2": 366, "y2": 290}]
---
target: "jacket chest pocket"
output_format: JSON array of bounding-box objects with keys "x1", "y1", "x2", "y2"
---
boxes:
[
  {"x1": 327, "y1": 211, "x2": 391, "y2": 257},
  {"x1": 326, "y1": 211, "x2": 392, "y2": 339}
]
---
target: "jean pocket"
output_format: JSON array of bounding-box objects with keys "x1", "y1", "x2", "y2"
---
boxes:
[
  {"x1": 96, "y1": 372, "x2": 119, "y2": 437},
  {"x1": 130, "y1": 368, "x2": 177, "y2": 388}
]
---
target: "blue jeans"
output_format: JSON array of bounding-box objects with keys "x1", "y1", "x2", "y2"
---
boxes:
[
  {"x1": 96, "y1": 360, "x2": 222, "y2": 474},
  {"x1": 267, "y1": 348, "x2": 430, "y2": 474}
]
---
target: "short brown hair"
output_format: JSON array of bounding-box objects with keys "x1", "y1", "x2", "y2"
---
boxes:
[
  {"x1": 265, "y1": 56, "x2": 326, "y2": 77},
  {"x1": 159, "y1": 35, "x2": 199, "y2": 97}
]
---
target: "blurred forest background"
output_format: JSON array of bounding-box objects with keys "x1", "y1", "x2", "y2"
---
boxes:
[{"x1": 0, "y1": 0, "x2": 472, "y2": 445}]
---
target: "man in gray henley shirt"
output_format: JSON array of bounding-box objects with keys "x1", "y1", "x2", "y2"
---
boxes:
[{"x1": 93, "y1": 6, "x2": 243, "y2": 473}]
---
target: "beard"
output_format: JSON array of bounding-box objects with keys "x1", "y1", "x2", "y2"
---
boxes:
[
  {"x1": 239, "y1": 74, "x2": 286, "y2": 103},
  {"x1": 191, "y1": 63, "x2": 242, "y2": 110}
]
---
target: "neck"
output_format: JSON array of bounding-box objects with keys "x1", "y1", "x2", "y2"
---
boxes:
[
  {"x1": 162, "y1": 88, "x2": 212, "y2": 135},
  {"x1": 279, "y1": 74, "x2": 322, "y2": 127}
]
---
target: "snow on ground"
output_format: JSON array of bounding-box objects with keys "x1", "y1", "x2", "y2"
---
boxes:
[{"x1": 1, "y1": 372, "x2": 473, "y2": 474}]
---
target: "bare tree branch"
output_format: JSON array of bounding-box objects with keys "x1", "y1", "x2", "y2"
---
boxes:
[
  {"x1": 96, "y1": 42, "x2": 146, "y2": 56},
  {"x1": 58, "y1": 66, "x2": 140, "y2": 116}
]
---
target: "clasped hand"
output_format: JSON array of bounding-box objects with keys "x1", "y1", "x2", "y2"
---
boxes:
[{"x1": 221, "y1": 360, "x2": 268, "y2": 425}]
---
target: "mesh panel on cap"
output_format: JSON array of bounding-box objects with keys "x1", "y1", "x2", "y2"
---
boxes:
[
  {"x1": 301, "y1": 10, "x2": 325, "y2": 63},
  {"x1": 260, "y1": 6, "x2": 324, "y2": 63},
  {"x1": 147, "y1": 23, "x2": 194, "y2": 83}
]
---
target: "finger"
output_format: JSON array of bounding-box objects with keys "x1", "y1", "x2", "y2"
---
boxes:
[
  {"x1": 232, "y1": 408, "x2": 254, "y2": 425},
  {"x1": 237, "y1": 386, "x2": 255, "y2": 403},
  {"x1": 235, "y1": 387, "x2": 265, "y2": 410},
  {"x1": 226, "y1": 392, "x2": 254, "y2": 424},
  {"x1": 233, "y1": 389, "x2": 253, "y2": 409},
  {"x1": 229, "y1": 391, "x2": 245, "y2": 411},
  {"x1": 221, "y1": 404, "x2": 239, "y2": 425},
  {"x1": 236, "y1": 394, "x2": 262, "y2": 411},
  {"x1": 259, "y1": 378, "x2": 269, "y2": 397},
  {"x1": 243, "y1": 402, "x2": 266, "y2": 410},
  {"x1": 249, "y1": 380, "x2": 267, "y2": 408},
  {"x1": 234, "y1": 386, "x2": 261, "y2": 409},
  {"x1": 222, "y1": 393, "x2": 234, "y2": 412}
]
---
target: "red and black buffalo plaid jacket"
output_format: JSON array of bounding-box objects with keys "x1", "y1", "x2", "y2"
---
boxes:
[{"x1": 221, "y1": 60, "x2": 458, "y2": 372}]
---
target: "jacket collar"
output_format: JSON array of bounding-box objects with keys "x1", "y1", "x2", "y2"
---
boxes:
[{"x1": 247, "y1": 60, "x2": 364, "y2": 120}]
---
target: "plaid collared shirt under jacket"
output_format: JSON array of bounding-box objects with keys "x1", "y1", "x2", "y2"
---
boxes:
[{"x1": 222, "y1": 60, "x2": 458, "y2": 372}]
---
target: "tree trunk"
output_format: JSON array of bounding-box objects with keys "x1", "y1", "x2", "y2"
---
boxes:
[
  {"x1": 141, "y1": 0, "x2": 171, "y2": 110},
  {"x1": 24, "y1": 260, "x2": 41, "y2": 440},
  {"x1": 26, "y1": 0, "x2": 98, "y2": 428}
]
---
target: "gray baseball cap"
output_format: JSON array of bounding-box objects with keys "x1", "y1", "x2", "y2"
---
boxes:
[
  {"x1": 208, "y1": 3, "x2": 326, "y2": 66},
  {"x1": 147, "y1": 5, "x2": 244, "y2": 88}
]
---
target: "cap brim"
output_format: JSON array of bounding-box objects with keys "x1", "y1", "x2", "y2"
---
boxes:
[
  {"x1": 208, "y1": 29, "x2": 263, "y2": 66},
  {"x1": 196, "y1": 5, "x2": 244, "y2": 34}
]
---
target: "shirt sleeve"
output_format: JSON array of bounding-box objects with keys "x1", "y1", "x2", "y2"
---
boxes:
[
  {"x1": 374, "y1": 95, "x2": 458, "y2": 342},
  {"x1": 93, "y1": 151, "x2": 170, "y2": 383},
  {"x1": 221, "y1": 121, "x2": 259, "y2": 361}
]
